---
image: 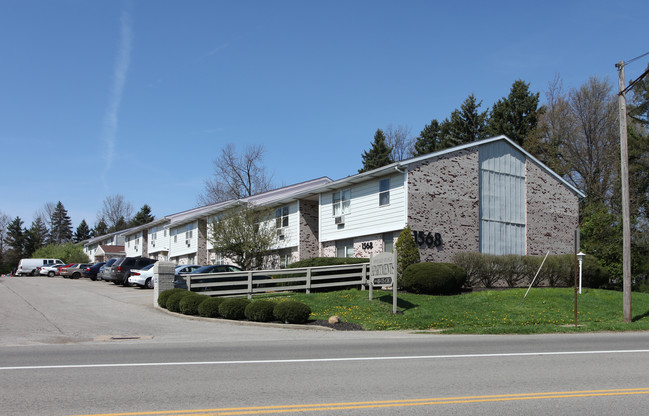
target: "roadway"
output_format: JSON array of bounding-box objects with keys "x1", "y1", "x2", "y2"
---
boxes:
[{"x1": 1, "y1": 275, "x2": 648, "y2": 415}]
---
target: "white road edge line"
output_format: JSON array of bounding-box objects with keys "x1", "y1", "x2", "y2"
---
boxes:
[{"x1": 2, "y1": 349, "x2": 649, "y2": 371}]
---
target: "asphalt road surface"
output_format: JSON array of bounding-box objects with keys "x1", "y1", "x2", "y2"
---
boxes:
[{"x1": 2, "y1": 275, "x2": 649, "y2": 415}]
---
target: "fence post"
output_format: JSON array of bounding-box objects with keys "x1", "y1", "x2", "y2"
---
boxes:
[
  {"x1": 306, "y1": 268, "x2": 311, "y2": 294},
  {"x1": 248, "y1": 271, "x2": 253, "y2": 300},
  {"x1": 153, "y1": 261, "x2": 175, "y2": 307}
]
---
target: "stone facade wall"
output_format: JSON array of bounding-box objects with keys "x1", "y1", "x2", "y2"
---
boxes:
[
  {"x1": 298, "y1": 199, "x2": 320, "y2": 261},
  {"x1": 407, "y1": 148, "x2": 481, "y2": 263},
  {"x1": 526, "y1": 162, "x2": 580, "y2": 255},
  {"x1": 197, "y1": 219, "x2": 208, "y2": 265}
]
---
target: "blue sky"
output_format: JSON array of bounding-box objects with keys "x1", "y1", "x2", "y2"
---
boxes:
[{"x1": 1, "y1": 0, "x2": 648, "y2": 230}]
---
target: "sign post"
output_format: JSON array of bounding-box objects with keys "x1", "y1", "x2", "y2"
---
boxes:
[{"x1": 369, "y1": 251, "x2": 398, "y2": 314}]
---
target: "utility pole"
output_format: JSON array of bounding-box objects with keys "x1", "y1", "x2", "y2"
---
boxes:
[{"x1": 616, "y1": 60, "x2": 632, "y2": 323}]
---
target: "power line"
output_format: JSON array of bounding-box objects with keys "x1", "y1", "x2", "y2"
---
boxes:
[{"x1": 622, "y1": 51, "x2": 649, "y2": 66}]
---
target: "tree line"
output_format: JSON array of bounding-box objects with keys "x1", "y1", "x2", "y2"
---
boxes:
[{"x1": 0, "y1": 195, "x2": 155, "y2": 273}]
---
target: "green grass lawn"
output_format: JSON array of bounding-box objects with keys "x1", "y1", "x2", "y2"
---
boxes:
[{"x1": 267, "y1": 288, "x2": 649, "y2": 333}]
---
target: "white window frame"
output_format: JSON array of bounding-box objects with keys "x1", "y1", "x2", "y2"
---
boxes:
[
  {"x1": 332, "y1": 189, "x2": 351, "y2": 216},
  {"x1": 276, "y1": 206, "x2": 289, "y2": 229},
  {"x1": 379, "y1": 178, "x2": 390, "y2": 206}
]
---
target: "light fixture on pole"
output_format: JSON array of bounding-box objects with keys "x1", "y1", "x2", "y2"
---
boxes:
[{"x1": 577, "y1": 252, "x2": 586, "y2": 294}]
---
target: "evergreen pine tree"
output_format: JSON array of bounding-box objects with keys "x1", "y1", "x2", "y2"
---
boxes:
[
  {"x1": 93, "y1": 219, "x2": 108, "y2": 237},
  {"x1": 5, "y1": 216, "x2": 25, "y2": 266},
  {"x1": 74, "y1": 219, "x2": 92, "y2": 242},
  {"x1": 487, "y1": 79, "x2": 540, "y2": 147},
  {"x1": 414, "y1": 119, "x2": 442, "y2": 156},
  {"x1": 395, "y1": 225, "x2": 420, "y2": 280},
  {"x1": 446, "y1": 94, "x2": 488, "y2": 147},
  {"x1": 24, "y1": 217, "x2": 48, "y2": 256},
  {"x1": 50, "y1": 201, "x2": 73, "y2": 244},
  {"x1": 130, "y1": 205, "x2": 155, "y2": 227},
  {"x1": 359, "y1": 129, "x2": 394, "y2": 173}
]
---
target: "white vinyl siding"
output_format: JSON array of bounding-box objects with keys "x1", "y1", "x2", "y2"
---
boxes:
[
  {"x1": 479, "y1": 141, "x2": 526, "y2": 255},
  {"x1": 320, "y1": 173, "x2": 406, "y2": 242},
  {"x1": 169, "y1": 221, "x2": 198, "y2": 257},
  {"x1": 270, "y1": 202, "x2": 299, "y2": 250}
]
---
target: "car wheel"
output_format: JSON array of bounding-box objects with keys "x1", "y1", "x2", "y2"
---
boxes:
[
  {"x1": 90, "y1": 275, "x2": 96, "y2": 281},
  {"x1": 145, "y1": 278, "x2": 154, "y2": 289},
  {"x1": 48, "y1": 271, "x2": 55, "y2": 277},
  {"x1": 31, "y1": 270, "x2": 38, "y2": 276},
  {"x1": 112, "y1": 280, "x2": 120, "y2": 285},
  {"x1": 72, "y1": 273, "x2": 80, "y2": 279}
]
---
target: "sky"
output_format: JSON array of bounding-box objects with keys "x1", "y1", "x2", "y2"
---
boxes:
[{"x1": 1, "y1": 0, "x2": 648, "y2": 231}]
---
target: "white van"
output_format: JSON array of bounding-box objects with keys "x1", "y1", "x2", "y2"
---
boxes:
[{"x1": 16, "y1": 258, "x2": 65, "y2": 276}]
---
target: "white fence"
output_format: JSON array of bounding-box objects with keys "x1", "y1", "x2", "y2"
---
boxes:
[{"x1": 184, "y1": 263, "x2": 371, "y2": 299}]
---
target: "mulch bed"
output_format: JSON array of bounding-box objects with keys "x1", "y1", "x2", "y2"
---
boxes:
[{"x1": 307, "y1": 319, "x2": 364, "y2": 331}]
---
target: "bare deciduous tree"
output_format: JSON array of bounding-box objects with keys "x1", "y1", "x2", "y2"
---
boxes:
[
  {"x1": 531, "y1": 75, "x2": 618, "y2": 204},
  {"x1": 98, "y1": 194, "x2": 134, "y2": 231},
  {"x1": 198, "y1": 144, "x2": 274, "y2": 206},
  {"x1": 383, "y1": 124, "x2": 414, "y2": 162}
]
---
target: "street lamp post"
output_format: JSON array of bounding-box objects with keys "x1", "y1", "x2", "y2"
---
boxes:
[{"x1": 577, "y1": 252, "x2": 586, "y2": 294}]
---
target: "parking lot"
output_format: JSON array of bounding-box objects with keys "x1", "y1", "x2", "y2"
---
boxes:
[{"x1": 0, "y1": 274, "x2": 321, "y2": 347}]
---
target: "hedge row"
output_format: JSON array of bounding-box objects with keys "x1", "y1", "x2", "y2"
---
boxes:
[
  {"x1": 451, "y1": 252, "x2": 609, "y2": 289},
  {"x1": 157, "y1": 289, "x2": 312, "y2": 324}
]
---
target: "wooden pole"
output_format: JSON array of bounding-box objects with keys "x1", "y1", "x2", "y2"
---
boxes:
[{"x1": 617, "y1": 60, "x2": 632, "y2": 323}]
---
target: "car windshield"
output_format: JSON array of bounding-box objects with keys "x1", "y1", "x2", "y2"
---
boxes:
[{"x1": 141, "y1": 264, "x2": 154, "y2": 271}]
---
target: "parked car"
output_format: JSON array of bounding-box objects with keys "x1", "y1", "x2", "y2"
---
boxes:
[
  {"x1": 97, "y1": 258, "x2": 121, "y2": 281},
  {"x1": 83, "y1": 262, "x2": 106, "y2": 281},
  {"x1": 175, "y1": 264, "x2": 268, "y2": 291},
  {"x1": 17, "y1": 258, "x2": 64, "y2": 276},
  {"x1": 59, "y1": 263, "x2": 78, "y2": 278},
  {"x1": 39, "y1": 264, "x2": 63, "y2": 277},
  {"x1": 173, "y1": 264, "x2": 202, "y2": 289},
  {"x1": 127, "y1": 263, "x2": 156, "y2": 289},
  {"x1": 60, "y1": 263, "x2": 92, "y2": 279},
  {"x1": 104, "y1": 256, "x2": 156, "y2": 285}
]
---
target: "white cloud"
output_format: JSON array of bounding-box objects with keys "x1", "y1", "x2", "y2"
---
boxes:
[{"x1": 101, "y1": 9, "x2": 133, "y2": 190}]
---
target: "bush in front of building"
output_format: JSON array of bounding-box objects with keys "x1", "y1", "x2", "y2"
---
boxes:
[
  {"x1": 400, "y1": 262, "x2": 466, "y2": 295},
  {"x1": 395, "y1": 225, "x2": 420, "y2": 280},
  {"x1": 158, "y1": 288, "x2": 188, "y2": 309},
  {"x1": 166, "y1": 291, "x2": 194, "y2": 313},
  {"x1": 218, "y1": 298, "x2": 251, "y2": 320},
  {"x1": 244, "y1": 300, "x2": 276, "y2": 322},
  {"x1": 287, "y1": 257, "x2": 370, "y2": 268},
  {"x1": 273, "y1": 300, "x2": 312, "y2": 324},
  {"x1": 179, "y1": 293, "x2": 210, "y2": 315},
  {"x1": 198, "y1": 297, "x2": 225, "y2": 318},
  {"x1": 577, "y1": 256, "x2": 610, "y2": 289}
]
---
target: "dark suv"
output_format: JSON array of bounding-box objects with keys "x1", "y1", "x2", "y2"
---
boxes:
[{"x1": 104, "y1": 256, "x2": 156, "y2": 285}]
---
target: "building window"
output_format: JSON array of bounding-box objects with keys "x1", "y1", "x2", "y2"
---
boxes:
[
  {"x1": 279, "y1": 249, "x2": 292, "y2": 269},
  {"x1": 332, "y1": 189, "x2": 351, "y2": 216},
  {"x1": 379, "y1": 179, "x2": 390, "y2": 206},
  {"x1": 276, "y1": 206, "x2": 289, "y2": 228},
  {"x1": 173, "y1": 229, "x2": 177, "y2": 243},
  {"x1": 135, "y1": 238, "x2": 139, "y2": 246},
  {"x1": 336, "y1": 239, "x2": 354, "y2": 258},
  {"x1": 383, "y1": 232, "x2": 394, "y2": 252}
]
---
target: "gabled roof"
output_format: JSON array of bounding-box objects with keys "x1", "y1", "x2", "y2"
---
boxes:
[
  {"x1": 85, "y1": 226, "x2": 137, "y2": 246},
  {"x1": 166, "y1": 176, "x2": 333, "y2": 227},
  {"x1": 315, "y1": 135, "x2": 585, "y2": 198},
  {"x1": 96, "y1": 245, "x2": 125, "y2": 255}
]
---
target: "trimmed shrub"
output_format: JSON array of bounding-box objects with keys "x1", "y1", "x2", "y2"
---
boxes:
[
  {"x1": 273, "y1": 300, "x2": 312, "y2": 324},
  {"x1": 245, "y1": 300, "x2": 276, "y2": 322},
  {"x1": 400, "y1": 262, "x2": 466, "y2": 295},
  {"x1": 286, "y1": 257, "x2": 369, "y2": 268},
  {"x1": 218, "y1": 298, "x2": 251, "y2": 320},
  {"x1": 395, "y1": 225, "x2": 420, "y2": 280},
  {"x1": 198, "y1": 297, "x2": 225, "y2": 318},
  {"x1": 179, "y1": 293, "x2": 210, "y2": 315},
  {"x1": 451, "y1": 252, "x2": 483, "y2": 287},
  {"x1": 166, "y1": 291, "x2": 194, "y2": 313},
  {"x1": 158, "y1": 288, "x2": 188, "y2": 309}
]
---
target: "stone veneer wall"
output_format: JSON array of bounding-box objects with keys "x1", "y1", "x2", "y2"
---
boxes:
[
  {"x1": 298, "y1": 199, "x2": 320, "y2": 261},
  {"x1": 407, "y1": 148, "x2": 481, "y2": 263},
  {"x1": 525, "y1": 162, "x2": 580, "y2": 255},
  {"x1": 197, "y1": 219, "x2": 208, "y2": 265}
]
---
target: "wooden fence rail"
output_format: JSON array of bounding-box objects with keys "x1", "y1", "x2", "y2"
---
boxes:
[{"x1": 184, "y1": 263, "x2": 370, "y2": 299}]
